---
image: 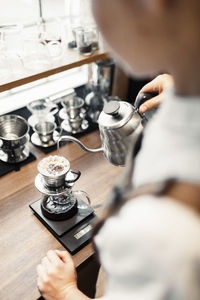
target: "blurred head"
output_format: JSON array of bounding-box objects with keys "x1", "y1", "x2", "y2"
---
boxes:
[{"x1": 92, "y1": 0, "x2": 200, "y2": 79}]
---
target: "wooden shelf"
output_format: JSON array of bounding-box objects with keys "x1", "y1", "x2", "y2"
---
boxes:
[{"x1": 0, "y1": 48, "x2": 109, "y2": 93}]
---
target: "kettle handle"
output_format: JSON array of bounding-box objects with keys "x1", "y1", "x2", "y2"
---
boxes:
[
  {"x1": 58, "y1": 135, "x2": 103, "y2": 153},
  {"x1": 135, "y1": 92, "x2": 159, "y2": 121},
  {"x1": 134, "y1": 92, "x2": 159, "y2": 109}
]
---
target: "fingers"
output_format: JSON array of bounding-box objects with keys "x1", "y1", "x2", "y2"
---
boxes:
[
  {"x1": 36, "y1": 264, "x2": 50, "y2": 295},
  {"x1": 37, "y1": 276, "x2": 42, "y2": 290},
  {"x1": 46, "y1": 250, "x2": 63, "y2": 265},
  {"x1": 37, "y1": 250, "x2": 63, "y2": 283},
  {"x1": 36, "y1": 249, "x2": 78, "y2": 298},
  {"x1": 37, "y1": 275, "x2": 45, "y2": 294},
  {"x1": 139, "y1": 74, "x2": 173, "y2": 95},
  {"x1": 139, "y1": 76, "x2": 162, "y2": 94},
  {"x1": 37, "y1": 249, "x2": 74, "y2": 275},
  {"x1": 161, "y1": 74, "x2": 174, "y2": 89},
  {"x1": 55, "y1": 250, "x2": 73, "y2": 264},
  {"x1": 37, "y1": 257, "x2": 54, "y2": 293},
  {"x1": 37, "y1": 264, "x2": 48, "y2": 282},
  {"x1": 139, "y1": 94, "x2": 163, "y2": 113},
  {"x1": 41, "y1": 256, "x2": 51, "y2": 272},
  {"x1": 137, "y1": 74, "x2": 174, "y2": 113}
]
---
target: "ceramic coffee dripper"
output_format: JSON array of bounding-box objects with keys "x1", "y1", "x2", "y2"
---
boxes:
[
  {"x1": 34, "y1": 121, "x2": 57, "y2": 144},
  {"x1": 0, "y1": 114, "x2": 29, "y2": 163}
]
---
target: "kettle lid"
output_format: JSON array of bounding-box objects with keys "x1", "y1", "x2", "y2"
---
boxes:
[{"x1": 98, "y1": 100, "x2": 136, "y2": 129}]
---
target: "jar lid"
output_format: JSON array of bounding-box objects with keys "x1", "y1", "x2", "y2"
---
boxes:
[{"x1": 98, "y1": 101, "x2": 136, "y2": 129}]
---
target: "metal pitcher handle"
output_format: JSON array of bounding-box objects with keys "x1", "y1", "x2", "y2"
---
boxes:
[{"x1": 65, "y1": 169, "x2": 81, "y2": 183}]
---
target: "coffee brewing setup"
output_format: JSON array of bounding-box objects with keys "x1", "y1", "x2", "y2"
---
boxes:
[
  {"x1": 29, "y1": 93, "x2": 157, "y2": 253},
  {"x1": 30, "y1": 155, "x2": 96, "y2": 254}
]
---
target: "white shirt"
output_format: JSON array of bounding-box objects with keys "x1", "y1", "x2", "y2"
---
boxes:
[
  {"x1": 134, "y1": 89, "x2": 200, "y2": 186},
  {"x1": 95, "y1": 196, "x2": 200, "y2": 300},
  {"x1": 95, "y1": 90, "x2": 200, "y2": 299}
]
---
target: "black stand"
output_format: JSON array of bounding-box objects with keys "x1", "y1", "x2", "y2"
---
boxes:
[{"x1": 0, "y1": 152, "x2": 36, "y2": 177}]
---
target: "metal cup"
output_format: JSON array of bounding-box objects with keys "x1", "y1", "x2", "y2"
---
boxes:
[
  {"x1": 34, "y1": 121, "x2": 56, "y2": 144},
  {"x1": 0, "y1": 114, "x2": 30, "y2": 163}
]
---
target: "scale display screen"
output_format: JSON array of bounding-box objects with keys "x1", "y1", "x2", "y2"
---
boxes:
[{"x1": 74, "y1": 224, "x2": 93, "y2": 240}]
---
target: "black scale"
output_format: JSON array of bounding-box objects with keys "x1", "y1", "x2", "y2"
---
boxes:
[
  {"x1": 30, "y1": 198, "x2": 96, "y2": 254},
  {"x1": 30, "y1": 155, "x2": 98, "y2": 254}
]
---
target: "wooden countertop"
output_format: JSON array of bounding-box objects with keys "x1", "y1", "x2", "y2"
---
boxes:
[{"x1": 0, "y1": 130, "x2": 122, "y2": 299}]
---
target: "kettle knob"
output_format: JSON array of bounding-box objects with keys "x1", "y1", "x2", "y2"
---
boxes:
[{"x1": 103, "y1": 101, "x2": 120, "y2": 115}]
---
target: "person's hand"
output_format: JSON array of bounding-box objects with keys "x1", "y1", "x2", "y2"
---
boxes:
[
  {"x1": 36, "y1": 250, "x2": 77, "y2": 300},
  {"x1": 137, "y1": 74, "x2": 173, "y2": 113}
]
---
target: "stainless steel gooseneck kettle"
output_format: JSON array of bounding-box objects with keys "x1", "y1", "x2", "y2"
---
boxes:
[{"x1": 58, "y1": 92, "x2": 157, "y2": 166}]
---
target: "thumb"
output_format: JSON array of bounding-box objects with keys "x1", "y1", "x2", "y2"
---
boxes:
[{"x1": 139, "y1": 94, "x2": 163, "y2": 113}]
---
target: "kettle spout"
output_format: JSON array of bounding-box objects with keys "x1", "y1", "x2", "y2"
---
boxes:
[{"x1": 58, "y1": 135, "x2": 103, "y2": 154}]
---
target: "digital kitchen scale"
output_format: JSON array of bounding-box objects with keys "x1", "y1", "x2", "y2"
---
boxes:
[{"x1": 29, "y1": 198, "x2": 96, "y2": 254}]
